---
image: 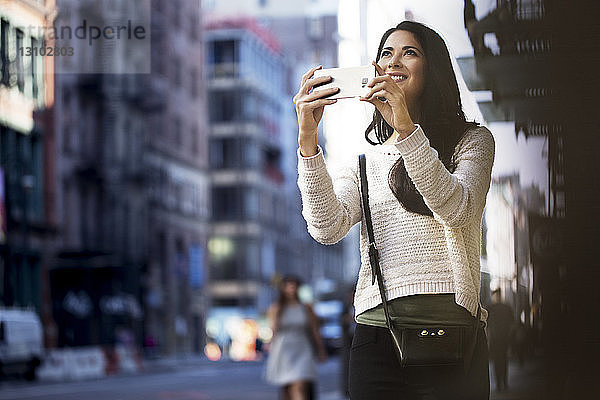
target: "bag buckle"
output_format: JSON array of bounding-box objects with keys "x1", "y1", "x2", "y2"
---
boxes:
[{"x1": 417, "y1": 328, "x2": 446, "y2": 337}]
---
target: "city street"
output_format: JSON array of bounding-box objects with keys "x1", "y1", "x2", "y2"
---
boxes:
[
  {"x1": 0, "y1": 356, "x2": 345, "y2": 400},
  {"x1": 0, "y1": 353, "x2": 548, "y2": 400},
  {"x1": 1, "y1": 2, "x2": 598, "y2": 400}
]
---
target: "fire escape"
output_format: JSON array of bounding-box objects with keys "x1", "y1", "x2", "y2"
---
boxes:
[{"x1": 464, "y1": 0, "x2": 564, "y2": 217}]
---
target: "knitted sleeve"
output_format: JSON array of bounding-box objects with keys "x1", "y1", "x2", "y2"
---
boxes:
[
  {"x1": 296, "y1": 146, "x2": 362, "y2": 244},
  {"x1": 394, "y1": 125, "x2": 495, "y2": 228}
]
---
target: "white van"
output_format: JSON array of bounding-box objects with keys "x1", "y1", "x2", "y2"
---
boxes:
[{"x1": 0, "y1": 307, "x2": 43, "y2": 380}]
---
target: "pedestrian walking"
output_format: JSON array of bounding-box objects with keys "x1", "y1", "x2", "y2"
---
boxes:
[
  {"x1": 294, "y1": 20, "x2": 494, "y2": 399},
  {"x1": 487, "y1": 288, "x2": 514, "y2": 391},
  {"x1": 265, "y1": 275, "x2": 327, "y2": 400}
]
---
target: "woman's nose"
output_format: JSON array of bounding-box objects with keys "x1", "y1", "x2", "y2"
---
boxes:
[{"x1": 388, "y1": 54, "x2": 403, "y2": 68}]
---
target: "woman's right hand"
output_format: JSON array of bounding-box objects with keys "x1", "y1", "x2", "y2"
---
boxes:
[{"x1": 293, "y1": 65, "x2": 339, "y2": 157}]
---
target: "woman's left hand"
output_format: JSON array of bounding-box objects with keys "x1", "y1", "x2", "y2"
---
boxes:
[{"x1": 360, "y1": 61, "x2": 416, "y2": 139}]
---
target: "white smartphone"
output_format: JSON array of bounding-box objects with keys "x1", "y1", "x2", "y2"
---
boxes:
[{"x1": 313, "y1": 65, "x2": 375, "y2": 100}]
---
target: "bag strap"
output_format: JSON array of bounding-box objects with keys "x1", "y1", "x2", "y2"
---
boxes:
[
  {"x1": 359, "y1": 154, "x2": 481, "y2": 367},
  {"x1": 358, "y1": 154, "x2": 397, "y2": 336}
]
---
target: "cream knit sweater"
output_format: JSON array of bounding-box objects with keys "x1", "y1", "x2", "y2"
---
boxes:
[{"x1": 297, "y1": 125, "x2": 495, "y2": 321}]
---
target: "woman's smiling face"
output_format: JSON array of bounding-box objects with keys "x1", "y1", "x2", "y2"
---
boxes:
[{"x1": 377, "y1": 29, "x2": 426, "y2": 117}]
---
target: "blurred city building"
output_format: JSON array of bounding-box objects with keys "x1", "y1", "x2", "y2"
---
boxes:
[
  {"x1": 51, "y1": 0, "x2": 147, "y2": 349},
  {"x1": 463, "y1": 0, "x2": 600, "y2": 396},
  {"x1": 204, "y1": 0, "x2": 354, "y2": 312},
  {"x1": 143, "y1": 0, "x2": 209, "y2": 356},
  {"x1": 483, "y1": 174, "x2": 545, "y2": 329},
  {"x1": 204, "y1": 18, "x2": 286, "y2": 322},
  {"x1": 50, "y1": 0, "x2": 209, "y2": 355},
  {"x1": 0, "y1": 0, "x2": 57, "y2": 345}
]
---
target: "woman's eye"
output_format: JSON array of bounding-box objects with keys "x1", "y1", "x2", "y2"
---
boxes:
[
  {"x1": 381, "y1": 50, "x2": 392, "y2": 57},
  {"x1": 404, "y1": 49, "x2": 417, "y2": 56}
]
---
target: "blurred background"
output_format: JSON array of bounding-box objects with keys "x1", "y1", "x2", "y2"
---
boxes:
[{"x1": 0, "y1": 0, "x2": 598, "y2": 399}]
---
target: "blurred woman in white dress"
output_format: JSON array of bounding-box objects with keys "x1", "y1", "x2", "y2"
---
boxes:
[{"x1": 265, "y1": 276, "x2": 327, "y2": 400}]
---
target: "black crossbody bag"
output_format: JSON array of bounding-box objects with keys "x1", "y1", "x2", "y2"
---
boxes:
[{"x1": 358, "y1": 154, "x2": 480, "y2": 372}]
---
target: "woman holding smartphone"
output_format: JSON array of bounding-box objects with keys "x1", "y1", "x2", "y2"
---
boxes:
[{"x1": 293, "y1": 21, "x2": 494, "y2": 399}]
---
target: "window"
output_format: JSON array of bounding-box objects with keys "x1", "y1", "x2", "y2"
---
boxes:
[
  {"x1": 171, "y1": 1, "x2": 180, "y2": 28},
  {"x1": 173, "y1": 56, "x2": 181, "y2": 87},
  {"x1": 259, "y1": 191, "x2": 271, "y2": 221},
  {"x1": 208, "y1": 237, "x2": 238, "y2": 280},
  {"x1": 188, "y1": 6, "x2": 199, "y2": 41},
  {"x1": 190, "y1": 67, "x2": 198, "y2": 98},
  {"x1": 245, "y1": 189, "x2": 259, "y2": 219},
  {"x1": 209, "y1": 139, "x2": 222, "y2": 168},
  {"x1": 31, "y1": 37, "x2": 39, "y2": 101},
  {"x1": 1, "y1": 19, "x2": 8, "y2": 85},
  {"x1": 242, "y1": 93, "x2": 257, "y2": 121},
  {"x1": 210, "y1": 137, "x2": 262, "y2": 168},
  {"x1": 62, "y1": 88, "x2": 72, "y2": 153},
  {"x1": 212, "y1": 186, "x2": 261, "y2": 221},
  {"x1": 243, "y1": 139, "x2": 260, "y2": 168},
  {"x1": 245, "y1": 240, "x2": 260, "y2": 279},
  {"x1": 263, "y1": 146, "x2": 283, "y2": 184},
  {"x1": 209, "y1": 138, "x2": 242, "y2": 168},
  {"x1": 209, "y1": 91, "x2": 241, "y2": 122},
  {"x1": 212, "y1": 40, "x2": 236, "y2": 64},
  {"x1": 16, "y1": 29, "x2": 24, "y2": 93},
  {"x1": 152, "y1": 40, "x2": 167, "y2": 76},
  {"x1": 191, "y1": 123, "x2": 199, "y2": 155},
  {"x1": 208, "y1": 238, "x2": 259, "y2": 281},
  {"x1": 30, "y1": 135, "x2": 43, "y2": 222},
  {"x1": 211, "y1": 40, "x2": 238, "y2": 77},
  {"x1": 307, "y1": 17, "x2": 324, "y2": 40},
  {"x1": 173, "y1": 116, "x2": 181, "y2": 147},
  {"x1": 212, "y1": 186, "x2": 242, "y2": 220},
  {"x1": 175, "y1": 238, "x2": 186, "y2": 289}
]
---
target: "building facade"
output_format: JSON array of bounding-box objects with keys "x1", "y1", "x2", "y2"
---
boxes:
[
  {"x1": 204, "y1": 0, "x2": 352, "y2": 303},
  {"x1": 51, "y1": 0, "x2": 151, "y2": 348},
  {"x1": 484, "y1": 174, "x2": 545, "y2": 323},
  {"x1": 51, "y1": 0, "x2": 209, "y2": 354},
  {"x1": 0, "y1": 0, "x2": 57, "y2": 346},
  {"x1": 143, "y1": 0, "x2": 209, "y2": 356},
  {"x1": 204, "y1": 18, "x2": 287, "y2": 317}
]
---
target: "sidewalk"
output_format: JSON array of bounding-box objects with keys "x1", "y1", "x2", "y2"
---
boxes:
[
  {"x1": 141, "y1": 353, "x2": 217, "y2": 374},
  {"x1": 489, "y1": 357, "x2": 545, "y2": 400},
  {"x1": 142, "y1": 354, "x2": 349, "y2": 400}
]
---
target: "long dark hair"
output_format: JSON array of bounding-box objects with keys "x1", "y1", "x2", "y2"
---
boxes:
[
  {"x1": 365, "y1": 21, "x2": 478, "y2": 216},
  {"x1": 275, "y1": 275, "x2": 302, "y2": 326}
]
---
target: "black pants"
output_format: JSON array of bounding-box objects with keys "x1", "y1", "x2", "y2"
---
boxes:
[{"x1": 348, "y1": 324, "x2": 490, "y2": 400}]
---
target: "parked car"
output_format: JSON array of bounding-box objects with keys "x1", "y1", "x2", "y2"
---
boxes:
[{"x1": 0, "y1": 308, "x2": 43, "y2": 380}]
